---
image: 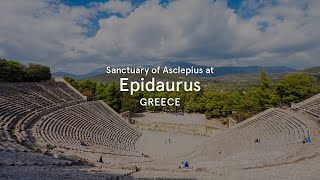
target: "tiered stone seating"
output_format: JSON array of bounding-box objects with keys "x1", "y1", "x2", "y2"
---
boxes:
[
  {"x1": 0, "y1": 80, "x2": 85, "y2": 152},
  {"x1": 192, "y1": 108, "x2": 319, "y2": 164},
  {"x1": 0, "y1": 79, "x2": 143, "y2": 172},
  {"x1": 54, "y1": 82, "x2": 84, "y2": 100},
  {"x1": 292, "y1": 93, "x2": 320, "y2": 118},
  {"x1": 34, "y1": 101, "x2": 141, "y2": 155},
  {"x1": 0, "y1": 137, "x2": 29, "y2": 152},
  {"x1": 0, "y1": 151, "x2": 73, "y2": 166},
  {"x1": 0, "y1": 79, "x2": 142, "y2": 159},
  {"x1": 37, "y1": 81, "x2": 84, "y2": 102}
]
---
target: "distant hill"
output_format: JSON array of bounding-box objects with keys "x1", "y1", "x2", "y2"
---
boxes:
[
  {"x1": 301, "y1": 66, "x2": 320, "y2": 74},
  {"x1": 52, "y1": 72, "x2": 79, "y2": 79},
  {"x1": 214, "y1": 66, "x2": 294, "y2": 77},
  {"x1": 53, "y1": 67, "x2": 106, "y2": 79},
  {"x1": 214, "y1": 72, "x2": 289, "y2": 82},
  {"x1": 157, "y1": 61, "x2": 295, "y2": 77},
  {"x1": 85, "y1": 71, "x2": 194, "y2": 83},
  {"x1": 53, "y1": 61, "x2": 295, "y2": 80}
]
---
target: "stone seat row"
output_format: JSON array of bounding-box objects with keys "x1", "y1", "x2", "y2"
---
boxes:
[
  {"x1": 34, "y1": 101, "x2": 141, "y2": 156},
  {"x1": 0, "y1": 80, "x2": 86, "y2": 156},
  {"x1": 194, "y1": 108, "x2": 319, "y2": 162}
]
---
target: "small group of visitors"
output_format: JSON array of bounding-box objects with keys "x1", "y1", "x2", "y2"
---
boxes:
[
  {"x1": 142, "y1": 153, "x2": 149, "y2": 158},
  {"x1": 303, "y1": 137, "x2": 312, "y2": 144},
  {"x1": 254, "y1": 138, "x2": 261, "y2": 144},
  {"x1": 180, "y1": 161, "x2": 189, "y2": 169}
]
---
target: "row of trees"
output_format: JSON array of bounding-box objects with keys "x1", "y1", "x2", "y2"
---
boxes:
[
  {"x1": 0, "y1": 59, "x2": 51, "y2": 82},
  {"x1": 64, "y1": 68, "x2": 318, "y2": 122}
]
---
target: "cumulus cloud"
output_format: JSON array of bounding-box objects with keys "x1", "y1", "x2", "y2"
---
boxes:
[
  {"x1": 0, "y1": 0, "x2": 94, "y2": 71},
  {"x1": 0, "y1": 0, "x2": 319, "y2": 74},
  {"x1": 93, "y1": 0, "x2": 135, "y2": 16}
]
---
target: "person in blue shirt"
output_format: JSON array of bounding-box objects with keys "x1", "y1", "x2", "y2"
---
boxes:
[
  {"x1": 307, "y1": 137, "x2": 311, "y2": 143},
  {"x1": 184, "y1": 161, "x2": 189, "y2": 168}
]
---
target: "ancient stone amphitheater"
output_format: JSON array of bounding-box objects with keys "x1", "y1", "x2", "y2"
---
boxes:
[{"x1": 0, "y1": 78, "x2": 320, "y2": 179}]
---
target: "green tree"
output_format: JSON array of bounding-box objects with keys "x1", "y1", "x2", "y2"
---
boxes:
[
  {"x1": 243, "y1": 88, "x2": 261, "y2": 113},
  {"x1": 276, "y1": 73, "x2": 317, "y2": 105},
  {"x1": 204, "y1": 91, "x2": 225, "y2": 118},
  {"x1": 0, "y1": 59, "x2": 8, "y2": 82},
  {"x1": 64, "y1": 77, "x2": 79, "y2": 89},
  {"x1": 0, "y1": 60, "x2": 25, "y2": 82},
  {"x1": 121, "y1": 91, "x2": 144, "y2": 113},
  {"x1": 255, "y1": 68, "x2": 276, "y2": 111},
  {"x1": 103, "y1": 81, "x2": 122, "y2": 112},
  {"x1": 259, "y1": 67, "x2": 270, "y2": 90},
  {"x1": 225, "y1": 91, "x2": 244, "y2": 115},
  {"x1": 0, "y1": 59, "x2": 51, "y2": 82},
  {"x1": 95, "y1": 81, "x2": 106, "y2": 100},
  {"x1": 78, "y1": 79, "x2": 96, "y2": 100},
  {"x1": 25, "y1": 63, "x2": 51, "y2": 82},
  {"x1": 184, "y1": 91, "x2": 205, "y2": 113}
]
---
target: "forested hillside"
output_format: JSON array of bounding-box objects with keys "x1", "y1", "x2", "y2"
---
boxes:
[
  {"x1": 64, "y1": 68, "x2": 319, "y2": 122},
  {"x1": 0, "y1": 59, "x2": 51, "y2": 82}
]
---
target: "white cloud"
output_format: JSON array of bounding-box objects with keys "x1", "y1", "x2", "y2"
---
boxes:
[
  {"x1": 0, "y1": 0, "x2": 319, "y2": 74},
  {"x1": 93, "y1": 0, "x2": 135, "y2": 16},
  {"x1": 0, "y1": 0, "x2": 95, "y2": 71}
]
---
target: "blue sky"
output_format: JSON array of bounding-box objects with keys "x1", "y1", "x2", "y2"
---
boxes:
[
  {"x1": 63, "y1": 0, "x2": 242, "y2": 6},
  {"x1": 0, "y1": 0, "x2": 319, "y2": 74},
  {"x1": 62, "y1": 0, "x2": 244, "y2": 16},
  {"x1": 62, "y1": 0, "x2": 208, "y2": 7},
  {"x1": 228, "y1": 0, "x2": 242, "y2": 10}
]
